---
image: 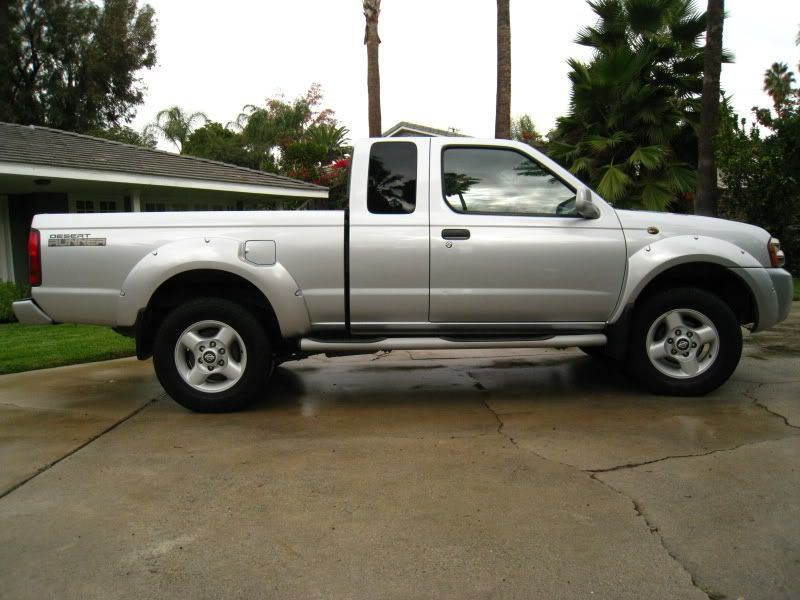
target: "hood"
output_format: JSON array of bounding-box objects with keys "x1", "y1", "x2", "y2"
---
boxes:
[{"x1": 615, "y1": 209, "x2": 773, "y2": 267}]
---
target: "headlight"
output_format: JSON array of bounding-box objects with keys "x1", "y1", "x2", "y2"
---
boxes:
[{"x1": 768, "y1": 237, "x2": 785, "y2": 268}]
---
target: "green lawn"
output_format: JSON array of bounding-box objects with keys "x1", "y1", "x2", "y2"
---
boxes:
[
  {"x1": 795, "y1": 278, "x2": 800, "y2": 301},
  {"x1": 0, "y1": 323, "x2": 135, "y2": 375}
]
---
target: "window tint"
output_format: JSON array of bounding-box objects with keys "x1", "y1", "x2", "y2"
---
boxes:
[
  {"x1": 368, "y1": 142, "x2": 417, "y2": 214},
  {"x1": 442, "y1": 147, "x2": 577, "y2": 216}
]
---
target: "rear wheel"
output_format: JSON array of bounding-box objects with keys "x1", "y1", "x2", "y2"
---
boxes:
[
  {"x1": 153, "y1": 298, "x2": 272, "y2": 412},
  {"x1": 629, "y1": 288, "x2": 742, "y2": 396}
]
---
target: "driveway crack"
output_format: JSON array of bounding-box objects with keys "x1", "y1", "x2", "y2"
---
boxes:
[
  {"x1": 466, "y1": 371, "x2": 517, "y2": 446},
  {"x1": 585, "y1": 440, "x2": 777, "y2": 473},
  {"x1": 742, "y1": 382, "x2": 800, "y2": 430},
  {"x1": 590, "y1": 473, "x2": 714, "y2": 599},
  {"x1": 0, "y1": 395, "x2": 162, "y2": 501}
]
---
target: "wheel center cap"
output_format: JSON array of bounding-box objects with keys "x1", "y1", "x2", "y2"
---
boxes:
[
  {"x1": 203, "y1": 350, "x2": 216, "y2": 363},
  {"x1": 676, "y1": 338, "x2": 690, "y2": 351}
]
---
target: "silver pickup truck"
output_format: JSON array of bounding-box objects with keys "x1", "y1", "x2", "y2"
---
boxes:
[{"x1": 14, "y1": 137, "x2": 793, "y2": 412}]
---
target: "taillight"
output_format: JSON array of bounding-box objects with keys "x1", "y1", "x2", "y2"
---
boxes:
[
  {"x1": 29, "y1": 228, "x2": 42, "y2": 286},
  {"x1": 768, "y1": 237, "x2": 785, "y2": 268}
]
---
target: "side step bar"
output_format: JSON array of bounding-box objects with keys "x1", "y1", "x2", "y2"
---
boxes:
[{"x1": 300, "y1": 334, "x2": 606, "y2": 353}]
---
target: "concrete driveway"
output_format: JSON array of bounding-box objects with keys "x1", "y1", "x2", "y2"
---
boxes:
[{"x1": 1, "y1": 306, "x2": 798, "y2": 600}]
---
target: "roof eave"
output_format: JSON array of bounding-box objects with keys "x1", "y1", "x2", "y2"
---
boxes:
[{"x1": 0, "y1": 161, "x2": 329, "y2": 199}]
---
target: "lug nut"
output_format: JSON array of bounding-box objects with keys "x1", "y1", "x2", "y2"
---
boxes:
[
  {"x1": 199, "y1": 345, "x2": 205, "y2": 351},
  {"x1": 667, "y1": 338, "x2": 674, "y2": 344},
  {"x1": 675, "y1": 329, "x2": 682, "y2": 336},
  {"x1": 691, "y1": 342, "x2": 697, "y2": 348},
  {"x1": 210, "y1": 341, "x2": 216, "y2": 348},
  {"x1": 687, "y1": 331, "x2": 693, "y2": 338},
  {"x1": 218, "y1": 360, "x2": 224, "y2": 366},
  {"x1": 683, "y1": 352, "x2": 689, "y2": 357},
  {"x1": 207, "y1": 366, "x2": 214, "y2": 371},
  {"x1": 219, "y1": 348, "x2": 226, "y2": 355},
  {"x1": 671, "y1": 349, "x2": 677, "y2": 355},
  {"x1": 198, "y1": 355, "x2": 204, "y2": 363}
]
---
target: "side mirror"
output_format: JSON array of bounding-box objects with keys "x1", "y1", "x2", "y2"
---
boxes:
[{"x1": 576, "y1": 187, "x2": 600, "y2": 219}]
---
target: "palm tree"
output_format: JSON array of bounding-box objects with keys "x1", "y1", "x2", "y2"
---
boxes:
[
  {"x1": 495, "y1": 0, "x2": 511, "y2": 139},
  {"x1": 696, "y1": 0, "x2": 725, "y2": 217},
  {"x1": 763, "y1": 62, "x2": 796, "y2": 111},
  {"x1": 363, "y1": 0, "x2": 382, "y2": 137},
  {"x1": 549, "y1": 0, "x2": 713, "y2": 210},
  {"x1": 146, "y1": 106, "x2": 208, "y2": 152}
]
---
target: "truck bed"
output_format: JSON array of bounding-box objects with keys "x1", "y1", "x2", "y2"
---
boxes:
[{"x1": 32, "y1": 210, "x2": 346, "y2": 327}]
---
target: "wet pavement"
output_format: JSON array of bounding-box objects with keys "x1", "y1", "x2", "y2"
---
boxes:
[{"x1": 0, "y1": 306, "x2": 798, "y2": 599}]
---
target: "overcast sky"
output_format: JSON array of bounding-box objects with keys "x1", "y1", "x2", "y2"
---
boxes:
[{"x1": 130, "y1": 0, "x2": 800, "y2": 150}]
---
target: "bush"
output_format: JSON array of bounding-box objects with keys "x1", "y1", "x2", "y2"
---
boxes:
[{"x1": 0, "y1": 281, "x2": 31, "y2": 323}]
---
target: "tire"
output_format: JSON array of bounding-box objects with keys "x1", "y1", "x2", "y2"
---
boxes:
[
  {"x1": 153, "y1": 297, "x2": 272, "y2": 412},
  {"x1": 628, "y1": 288, "x2": 742, "y2": 396}
]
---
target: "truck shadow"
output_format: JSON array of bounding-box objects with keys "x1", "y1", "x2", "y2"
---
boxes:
[{"x1": 253, "y1": 354, "x2": 644, "y2": 413}]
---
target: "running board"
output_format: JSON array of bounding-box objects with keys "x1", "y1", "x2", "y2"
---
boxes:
[{"x1": 299, "y1": 334, "x2": 606, "y2": 353}]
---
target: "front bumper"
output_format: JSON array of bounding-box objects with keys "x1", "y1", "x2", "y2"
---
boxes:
[
  {"x1": 769, "y1": 268, "x2": 794, "y2": 325},
  {"x1": 12, "y1": 299, "x2": 54, "y2": 325},
  {"x1": 729, "y1": 267, "x2": 793, "y2": 332}
]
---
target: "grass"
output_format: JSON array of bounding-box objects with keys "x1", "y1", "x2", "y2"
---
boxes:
[
  {"x1": 794, "y1": 278, "x2": 800, "y2": 301},
  {"x1": 0, "y1": 323, "x2": 135, "y2": 375}
]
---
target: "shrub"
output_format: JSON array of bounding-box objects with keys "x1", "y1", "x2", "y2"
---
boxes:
[{"x1": 0, "y1": 281, "x2": 31, "y2": 323}]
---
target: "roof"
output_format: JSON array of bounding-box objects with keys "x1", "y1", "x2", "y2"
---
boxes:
[
  {"x1": 382, "y1": 121, "x2": 469, "y2": 138},
  {"x1": 0, "y1": 121, "x2": 326, "y2": 193}
]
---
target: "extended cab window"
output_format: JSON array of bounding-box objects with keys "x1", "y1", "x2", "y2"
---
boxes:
[
  {"x1": 442, "y1": 147, "x2": 577, "y2": 216},
  {"x1": 368, "y1": 142, "x2": 417, "y2": 214}
]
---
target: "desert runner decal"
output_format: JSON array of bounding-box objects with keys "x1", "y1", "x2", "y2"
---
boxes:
[{"x1": 48, "y1": 233, "x2": 106, "y2": 247}]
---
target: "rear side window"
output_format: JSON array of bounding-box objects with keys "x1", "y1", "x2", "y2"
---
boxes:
[
  {"x1": 367, "y1": 142, "x2": 417, "y2": 214},
  {"x1": 442, "y1": 147, "x2": 577, "y2": 216}
]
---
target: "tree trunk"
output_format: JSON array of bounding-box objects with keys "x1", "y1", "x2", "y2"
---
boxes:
[
  {"x1": 364, "y1": 4, "x2": 382, "y2": 138},
  {"x1": 696, "y1": 0, "x2": 724, "y2": 217},
  {"x1": 494, "y1": 0, "x2": 511, "y2": 139}
]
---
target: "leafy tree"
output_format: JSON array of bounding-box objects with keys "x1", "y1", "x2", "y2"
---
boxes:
[
  {"x1": 182, "y1": 122, "x2": 256, "y2": 168},
  {"x1": 2, "y1": 0, "x2": 156, "y2": 132},
  {"x1": 495, "y1": 0, "x2": 511, "y2": 139},
  {"x1": 719, "y1": 38, "x2": 800, "y2": 274},
  {"x1": 363, "y1": 0, "x2": 382, "y2": 136},
  {"x1": 548, "y1": 0, "x2": 715, "y2": 210},
  {"x1": 717, "y1": 107, "x2": 799, "y2": 274},
  {"x1": 88, "y1": 124, "x2": 156, "y2": 148},
  {"x1": 146, "y1": 106, "x2": 208, "y2": 151},
  {"x1": 511, "y1": 114, "x2": 545, "y2": 149},
  {"x1": 696, "y1": 0, "x2": 724, "y2": 217},
  {"x1": 229, "y1": 84, "x2": 349, "y2": 183},
  {"x1": 178, "y1": 85, "x2": 349, "y2": 209}
]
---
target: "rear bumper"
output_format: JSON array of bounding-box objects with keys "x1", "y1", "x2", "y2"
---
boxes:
[{"x1": 12, "y1": 299, "x2": 54, "y2": 325}]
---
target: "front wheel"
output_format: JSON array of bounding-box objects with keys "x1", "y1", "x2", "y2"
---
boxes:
[
  {"x1": 628, "y1": 288, "x2": 742, "y2": 396},
  {"x1": 153, "y1": 298, "x2": 272, "y2": 412}
]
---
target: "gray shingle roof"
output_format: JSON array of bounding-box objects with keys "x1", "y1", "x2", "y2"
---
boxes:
[
  {"x1": 0, "y1": 121, "x2": 326, "y2": 192},
  {"x1": 382, "y1": 121, "x2": 469, "y2": 138}
]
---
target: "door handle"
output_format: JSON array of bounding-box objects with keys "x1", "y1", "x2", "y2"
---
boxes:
[{"x1": 442, "y1": 228, "x2": 470, "y2": 240}]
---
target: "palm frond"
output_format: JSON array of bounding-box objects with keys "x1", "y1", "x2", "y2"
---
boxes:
[
  {"x1": 596, "y1": 163, "x2": 632, "y2": 202},
  {"x1": 627, "y1": 145, "x2": 668, "y2": 169}
]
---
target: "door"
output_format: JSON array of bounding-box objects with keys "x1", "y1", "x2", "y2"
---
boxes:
[
  {"x1": 348, "y1": 139, "x2": 430, "y2": 331},
  {"x1": 429, "y1": 141, "x2": 626, "y2": 325}
]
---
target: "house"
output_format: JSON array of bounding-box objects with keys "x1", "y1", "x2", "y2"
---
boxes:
[
  {"x1": 383, "y1": 121, "x2": 468, "y2": 138},
  {"x1": 0, "y1": 122, "x2": 327, "y2": 283}
]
